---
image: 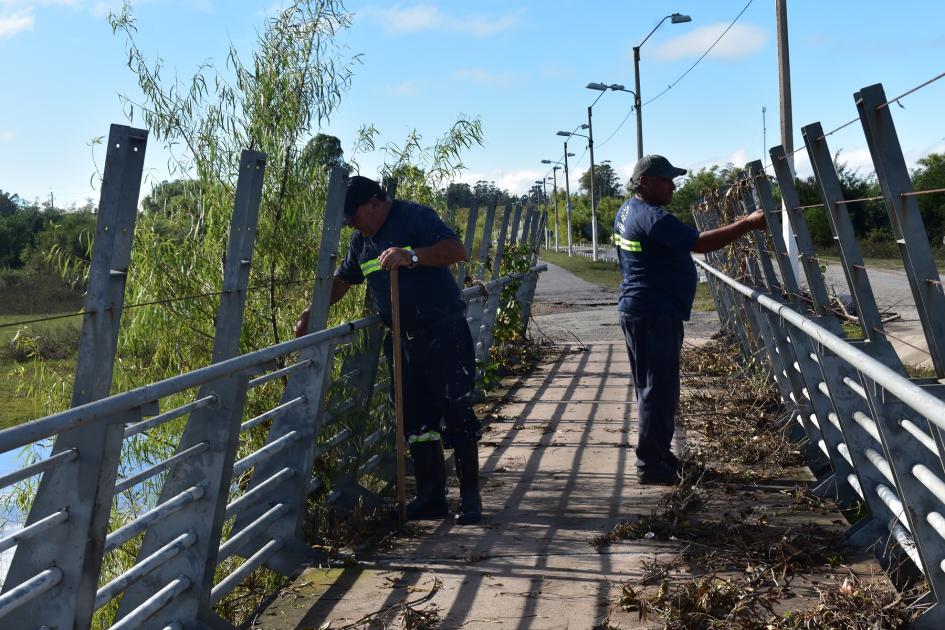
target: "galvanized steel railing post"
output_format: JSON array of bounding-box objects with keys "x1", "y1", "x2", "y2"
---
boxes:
[
  {"x1": 768, "y1": 147, "x2": 835, "y2": 316},
  {"x1": 747, "y1": 166, "x2": 860, "y2": 503},
  {"x1": 456, "y1": 201, "x2": 480, "y2": 286},
  {"x1": 477, "y1": 206, "x2": 513, "y2": 365},
  {"x1": 856, "y1": 83, "x2": 945, "y2": 377},
  {"x1": 509, "y1": 204, "x2": 523, "y2": 245},
  {"x1": 228, "y1": 166, "x2": 350, "y2": 576},
  {"x1": 516, "y1": 212, "x2": 546, "y2": 334},
  {"x1": 476, "y1": 202, "x2": 498, "y2": 279},
  {"x1": 1, "y1": 124, "x2": 149, "y2": 629},
  {"x1": 115, "y1": 149, "x2": 267, "y2": 627},
  {"x1": 802, "y1": 122, "x2": 900, "y2": 358}
]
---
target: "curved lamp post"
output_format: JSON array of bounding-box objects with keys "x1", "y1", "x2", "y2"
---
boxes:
[
  {"x1": 583, "y1": 82, "x2": 635, "y2": 260},
  {"x1": 557, "y1": 127, "x2": 591, "y2": 259},
  {"x1": 555, "y1": 128, "x2": 586, "y2": 256},
  {"x1": 540, "y1": 159, "x2": 565, "y2": 252},
  {"x1": 633, "y1": 12, "x2": 692, "y2": 159}
]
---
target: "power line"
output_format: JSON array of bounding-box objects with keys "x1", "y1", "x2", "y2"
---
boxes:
[
  {"x1": 0, "y1": 276, "x2": 318, "y2": 331},
  {"x1": 642, "y1": 0, "x2": 755, "y2": 109}
]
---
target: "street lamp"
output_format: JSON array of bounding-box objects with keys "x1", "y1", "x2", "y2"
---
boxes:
[
  {"x1": 633, "y1": 12, "x2": 692, "y2": 159},
  {"x1": 540, "y1": 159, "x2": 564, "y2": 252},
  {"x1": 584, "y1": 82, "x2": 634, "y2": 261},
  {"x1": 557, "y1": 127, "x2": 589, "y2": 258},
  {"x1": 546, "y1": 145, "x2": 577, "y2": 255},
  {"x1": 534, "y1": 179, "x2": 550, "y2": 247}
]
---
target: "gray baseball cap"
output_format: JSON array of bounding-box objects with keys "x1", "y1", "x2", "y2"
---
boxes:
[{"x1": 630, "y1": 155, "x2": 687, "y2": 187}]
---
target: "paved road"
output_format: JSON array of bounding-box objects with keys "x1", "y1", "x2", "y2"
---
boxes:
[{"x1": 529, "y1": 260, "x2": 720, "y2": 347}]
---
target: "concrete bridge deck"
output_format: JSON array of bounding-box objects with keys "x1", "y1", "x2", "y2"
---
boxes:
[{"x1": 254, "y1": 345, "x2": 885, "y2": 627}]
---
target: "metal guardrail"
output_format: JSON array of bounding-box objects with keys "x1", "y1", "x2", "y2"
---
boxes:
[
  {"x1": 695, "y1": 81, "x2": 945, "y2": 628},
  {"x1": 0, "y1": 123, "x2": 548, "y2": 629}
]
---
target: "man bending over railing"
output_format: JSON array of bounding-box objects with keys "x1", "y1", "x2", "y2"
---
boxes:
[{"x1": 295, "y1": 176, "x2": 483, "y2": 524}]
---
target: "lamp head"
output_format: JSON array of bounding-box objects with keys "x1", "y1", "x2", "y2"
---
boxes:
[
  {"x1": 586, "y1": 82, "x2": 608, "y2": 91},
  {"x1": 670, "y1": 13, "x2": 691, "y2": 23},
  {"x1": 556, "y1": 131, "x2": 571, "y2": 137},
  {"x1": 580, "y1": 124, "x2": 589, "y2": 130},
  {"x1": 541, "y1": 159, "x2": 552, "y2": 164},
  {"x1": 610, "y1": 83, "x2": 626, "y2": 91}
]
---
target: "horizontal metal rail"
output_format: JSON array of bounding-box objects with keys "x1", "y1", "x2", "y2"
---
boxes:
[
  {"x1": 113, "y1": 442, "x2": 210, "y2": 495},
  {"x1": 240, "y1": 396, "x2": 306, "y2": 432},
  {"x1": 696, "y1": 259, "x2": 945, "y2": 427},
  {"x1": 0, "y1": 568, "x2": 63, "y2": 617},
  {"x1": 0, "y1": 316, "x2": 378, "y2": 453},
  {"x1": 0, "y1": 448, "x2": 77, "y2": 490},
  {"x1": 96, "y1": 531, "x2": 197, "y2": 609},
  {"x1": 123, "y1": 396, "x2": 217, "y2": 439},
  {"x1": 105, "y1": 486, "x2": 205, "y2": 553},
  {"x1": 0, "y1": 509, "x2": 69, "y2": 555},
  {"x1": 110, "y1": 576, "x2": 191, "y2": 630}
]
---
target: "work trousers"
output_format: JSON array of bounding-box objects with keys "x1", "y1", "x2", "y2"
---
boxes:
[
  {"x1": 383, "y1": 315, "x2": 481, "y2": 448},
  {"x1": 618, "y1": 312, "x2": 684, "y2": 468}
]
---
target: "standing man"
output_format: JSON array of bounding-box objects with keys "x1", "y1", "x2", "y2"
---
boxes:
[
  {"x1": 615, "y1": 156, "x2": 767, "y2": 484},
  {"x1": 295, "y1": 176, "x2": 483, "y2": 524}
]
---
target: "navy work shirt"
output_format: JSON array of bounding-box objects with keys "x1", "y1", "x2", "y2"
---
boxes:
[
  {"x1": 614, "y1": 196, "x2": 700, "y2": 320},
  {"x1": 335, "y1": 200, "x2": 465, "y2": 329}
]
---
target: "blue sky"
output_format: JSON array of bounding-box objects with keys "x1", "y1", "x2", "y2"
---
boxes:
[{"x1": 1, "y1": 0, "x2": 944, "y2": 207}]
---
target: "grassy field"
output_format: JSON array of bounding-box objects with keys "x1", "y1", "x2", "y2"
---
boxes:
[
  {"x1": 539, "y1": 250, "x2": 716, "y2": 312},
  {"x1": 0, "y1": 313, "x2": 79, "y2": 430}
]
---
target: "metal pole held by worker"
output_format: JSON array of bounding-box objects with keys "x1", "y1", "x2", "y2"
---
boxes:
[{"x1": 390, "y1": 268, "x2": 407, "y2": 523}]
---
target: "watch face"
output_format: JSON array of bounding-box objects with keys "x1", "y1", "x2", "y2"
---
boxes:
[{"x1": 411, "y1": 252, "x2": 419, "y2": 264}]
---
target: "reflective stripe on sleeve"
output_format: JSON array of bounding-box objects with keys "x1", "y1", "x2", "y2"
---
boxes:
[
  {"x1": 616, "y1": 236, "x2": 642, "y2": 252},
  {"x1": 360, "y1": 246, "x2": 414, "y2": 277},
  {"x1": 408, "y1": 430, "x2": 442, "y2": 444}
]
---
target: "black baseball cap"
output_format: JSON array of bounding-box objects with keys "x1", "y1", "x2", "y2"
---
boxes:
[
  {"x1": 630, "y1": 155, "x2": 687, "y2": 187},
  {"x1": 343, "y1": 175, "x2": 385, "y2": 222}
]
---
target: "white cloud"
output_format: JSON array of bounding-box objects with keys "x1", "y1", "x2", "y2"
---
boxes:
[
  {"x1": 0, "y1": 10, "x2": 33, "y2": 36},
  {"x1": 360, "y1": 4, "x2": 524, "y2": 37},
  {"x1": 386, "y1": 80, "x2": 420, "y2": 96},
  {"x1": 454, "y1": 68, "x2": 516, "y2": 86},
  {"x1": 456, "y1": 168, "x2": 542, "y2": 196},
  {"x1": 650, "y1": 23, "x2": 767, "y2": 61}
]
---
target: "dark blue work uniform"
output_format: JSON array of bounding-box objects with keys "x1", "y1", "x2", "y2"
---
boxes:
[
  {"x1": 335, "y1": 200, "x2": 480, "y2": 447},
  {"x1": 614, "y1": 196, "x2": 699, "y2": 469}
]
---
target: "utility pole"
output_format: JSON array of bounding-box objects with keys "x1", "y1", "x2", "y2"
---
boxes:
[
  {"x1": 49, "y1": 192, "x2": 55, "y2": 211},
  {"x1": 587, "y1": 105, "x2": 598, "y2": 261},
  {"x1": 775, "y1": 0, "x2": 799, "y2": 283},
  {"x1": 563, "y1": 142, "x2": 573, "y2": 256},
  {"x1": 762, "y1": 106, "x2": 767, "y2": 162},
  {"x1": 551, "y1": 167, "x2": 560, "y2": 252},
  {"x1": 633, "y1": 46, "x2": 643, "y2": 160}
]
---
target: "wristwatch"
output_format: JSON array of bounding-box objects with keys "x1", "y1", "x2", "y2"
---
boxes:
[{"x1": 409, "y1": 251, "x2": 420, "y2": 268}]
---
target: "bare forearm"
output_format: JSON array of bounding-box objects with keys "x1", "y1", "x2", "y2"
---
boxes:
[
  {"x1": 330, "y1": 276, "x2": 351, "y2": 305},
  {"x1": 692, "y1": 210, "x2": 767, "y2": 254}
]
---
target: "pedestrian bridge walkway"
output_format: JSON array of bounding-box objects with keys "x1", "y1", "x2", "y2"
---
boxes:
[{"x1": 254, "y1": 342, "x2": 872, "y2": 629}]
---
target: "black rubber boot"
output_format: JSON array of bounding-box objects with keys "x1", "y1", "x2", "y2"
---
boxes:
[
  {"x1": 406, "y1": 441, "x2": 449, "y2": 520},
  {"x1": 453, "y1": 441, "x2": 482, "y2": 525}
]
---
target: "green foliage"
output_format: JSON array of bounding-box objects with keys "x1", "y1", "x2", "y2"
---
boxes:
[
  {"x1": 669, "y1": 164, "x2": 746, "y2": 227},
  {"x1": 913, "y1": 152, "x2": 945, "y2": 240},
  {"x1": 578, "y1": 161, "x2": 622, "y2": 199},
  {"x1": 2, "y1": 322, "x2": 80, "y2": 362},
  {"x1": 140, "y1": 179, "x2": 204, "y2": 216},
  {"x1": 792, "y1": 153, "x2": 884, "y2": 247},
  {"x1": 300, "y1": 132, "x2": 346, "y2": 173},
  {"x1": 0, "y1": 189, "x2": 22, "y2": 217}
]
